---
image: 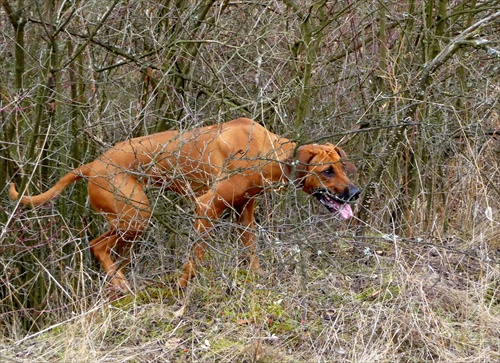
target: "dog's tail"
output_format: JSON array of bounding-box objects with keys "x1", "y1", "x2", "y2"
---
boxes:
[{"x1": 9, "y1": 164, "x2": 94, "y2": 206}]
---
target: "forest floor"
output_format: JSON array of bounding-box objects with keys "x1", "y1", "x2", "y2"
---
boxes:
[{"x1": 1, "y1": 228, "x2": 498, "y2": 363}]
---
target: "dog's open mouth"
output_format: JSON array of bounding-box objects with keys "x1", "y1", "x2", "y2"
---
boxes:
[{"x1": 314, "y1": 191, "x2": 353, "y2": 219}]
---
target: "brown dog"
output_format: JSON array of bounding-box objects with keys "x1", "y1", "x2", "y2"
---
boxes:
[{"x1": 10, "y1": 118, "x2": 359, "y2": 292}]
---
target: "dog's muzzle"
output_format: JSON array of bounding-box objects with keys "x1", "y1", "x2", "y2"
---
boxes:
[{"x1": 313, "y1": 186, "x2": 360, "y2": 219}]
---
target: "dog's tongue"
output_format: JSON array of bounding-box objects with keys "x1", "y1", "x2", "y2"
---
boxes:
[
  {"x1": 318, "y1": 193, "x2": 354, "y2": 219},
  {"x1": 339, "y1": 203, "x2": 353, "y2": 219}
]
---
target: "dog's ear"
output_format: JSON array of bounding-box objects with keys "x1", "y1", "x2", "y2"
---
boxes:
[
  {"x1": 334, "y1": 146, "x2": 357, "y2": 174},
  {"x1": 284, "y1": 146, "x2": 315, "y2": 185}
]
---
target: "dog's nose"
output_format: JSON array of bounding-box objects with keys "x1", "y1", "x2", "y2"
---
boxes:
[{"x1": 342, "y1": 185, "x2": 360, "y2": 201}]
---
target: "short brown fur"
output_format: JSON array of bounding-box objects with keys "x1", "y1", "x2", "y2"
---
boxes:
[{"x1": 9, "y1": 118, "x2": 359, "y2": 292}]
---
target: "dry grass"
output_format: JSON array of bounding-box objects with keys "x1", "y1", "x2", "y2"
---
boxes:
[{"x1": 1, "y1": 200, "x2": 498, "y2": 362}]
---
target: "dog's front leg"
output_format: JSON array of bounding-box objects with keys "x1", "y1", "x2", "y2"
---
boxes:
[
  {"x1": 178, "y1": 190, "x2": 227, "y2": 287},
  {"x1": 236, "y1": 199, "x2": 264, "y2": 274},
  {"x1": 178, "y1": 240, "x2": 208, "y2": 287}
]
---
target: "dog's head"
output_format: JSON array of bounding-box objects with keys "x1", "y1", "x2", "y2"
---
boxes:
[{"x1": 285, "y1": 144, "x2": 360, "y2": 219}]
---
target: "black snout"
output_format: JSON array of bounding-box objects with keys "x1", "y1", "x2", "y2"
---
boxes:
[{"x1": 340, "y1": 185, "x2": 360, "y2": 202}]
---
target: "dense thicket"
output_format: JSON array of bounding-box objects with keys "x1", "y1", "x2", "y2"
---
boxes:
[{"x1": 1, "y1": 1, "x2": 499, "y2": 360}]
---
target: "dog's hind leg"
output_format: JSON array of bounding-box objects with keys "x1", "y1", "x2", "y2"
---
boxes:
[
  {"x1": 87, "y1": 172, "x2": 151, "y2": 293},
  {"x1": 89, "y1": 230, "x2": 131, "y2": 293}
]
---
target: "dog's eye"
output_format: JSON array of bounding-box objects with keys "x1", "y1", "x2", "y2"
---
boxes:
[{"x1": 322, "y1": 167, "x2": 334, "y2": 176}]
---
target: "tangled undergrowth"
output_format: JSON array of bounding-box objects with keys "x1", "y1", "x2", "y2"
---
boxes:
[{"x1": 1, "y1": 213, "x2": 498, "y2": 362}]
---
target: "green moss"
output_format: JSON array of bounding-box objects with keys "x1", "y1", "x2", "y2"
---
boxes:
[
  {"x1": 110, "y1": 286, "x2": 177, "y2": 310},
  {"x1": 211, "y1": 337, "x2": 245, "y2": 352},
  {"x1": 356, "y1": 283, "x2": 400, "y2": 302}
]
